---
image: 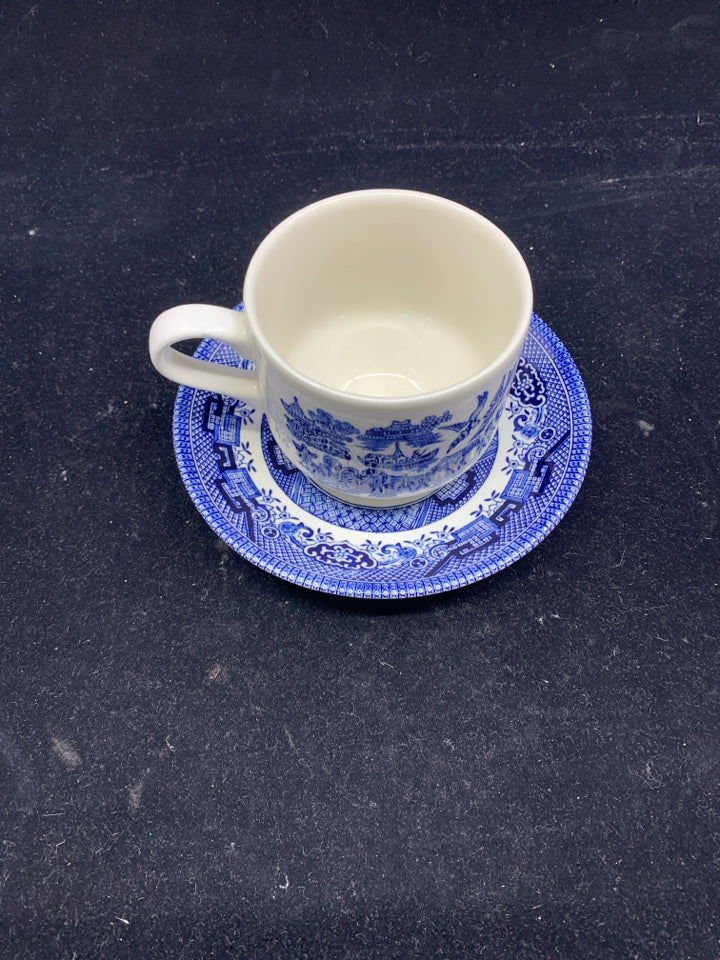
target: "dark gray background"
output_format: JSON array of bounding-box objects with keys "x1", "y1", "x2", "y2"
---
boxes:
[{"x1": 2, "y1": 1, "x2": 719, "y2": 957}]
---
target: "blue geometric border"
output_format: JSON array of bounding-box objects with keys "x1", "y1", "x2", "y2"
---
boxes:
[{"x1": 172, "y1": 313, "x2": 592, "y2": 599}]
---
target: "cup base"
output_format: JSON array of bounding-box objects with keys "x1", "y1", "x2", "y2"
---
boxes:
[{"x1": 310, "y1": 478, "x2": 433, "y2": 509}]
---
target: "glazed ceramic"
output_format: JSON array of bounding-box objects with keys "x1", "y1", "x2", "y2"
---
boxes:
[{"x1": 149, "y1": 189, "x2": 533, "y2": 505}]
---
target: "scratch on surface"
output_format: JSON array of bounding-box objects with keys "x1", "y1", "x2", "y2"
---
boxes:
[
  {"x1": 206, "y1": 662, "x2": 229, "y2": 684},
  {"x1": 128, "y1": 779, "x2": 144, "y2": 813},
  {"x1": 515, "y1": 155, "x2": 540, "y2": 173},
  {"x1": 96, "y1": 400, "x2": 117, "y2": 420},
  {"x1": 634, "y1": 761, "x2": 663, "y2": 790},
  {"x1": 50, "y1": 736, "x2": 82, "y2": 771},
  {"x1": 283, "y1": 725, "x2": 302, "y2": 761}
]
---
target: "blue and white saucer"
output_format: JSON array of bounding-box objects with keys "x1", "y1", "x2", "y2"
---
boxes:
[{"x1": 172, "y1": 312, "x2": 591, "y2": 599}]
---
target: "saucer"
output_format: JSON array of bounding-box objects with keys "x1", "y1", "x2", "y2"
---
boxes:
[{"x1": 172, "y1": 312, "x2": 591, "y2": 599}]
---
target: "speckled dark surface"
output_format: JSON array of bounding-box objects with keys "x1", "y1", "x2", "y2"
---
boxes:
[{"x1": 2, "y1": 1, "x2": 719, "y2": 957}]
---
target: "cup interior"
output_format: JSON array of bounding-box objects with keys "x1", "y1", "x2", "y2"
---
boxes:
[{"x1": 244, "y1": 190, "x2": 532, "y2": 398}]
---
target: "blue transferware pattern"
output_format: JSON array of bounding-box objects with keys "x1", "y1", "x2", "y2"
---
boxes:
[
  {"x1": 172, "y1": 312, "x2": 591, "y2": 598},
  {"x1": 279, "y1": 369, "x2": 512, "y2": 499}
]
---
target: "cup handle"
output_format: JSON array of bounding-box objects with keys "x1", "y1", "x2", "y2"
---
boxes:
[{"x1": 148, "y1": 304, "x2": 259, "y2": 402}]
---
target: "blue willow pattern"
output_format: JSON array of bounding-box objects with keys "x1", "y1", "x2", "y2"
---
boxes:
[
  {"x1": 280, "y1": 367, "x2": 513, "y2": 498},
  {"x1": 172, "y1": 312, "x2": 592, "y2": 598},
  {"x1": 199, "y1": 357, "x2": 552, "y2": 572}
]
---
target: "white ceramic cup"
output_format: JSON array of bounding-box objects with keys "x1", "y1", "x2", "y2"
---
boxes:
[{"x1": 149, "y1": 189, "x2": 533, "y2": 506}]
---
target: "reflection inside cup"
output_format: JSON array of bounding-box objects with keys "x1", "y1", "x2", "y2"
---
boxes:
[
  {"x1": 247, "y1": 192, "x2": 530, "y2": 404},
  {"x1": 285, "y1": 308, "x2": 490, "y2": 397}
]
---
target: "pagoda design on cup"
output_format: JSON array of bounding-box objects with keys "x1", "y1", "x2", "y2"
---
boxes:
[{"x1": 277, "y1": 366, "x2": 514, "y2": 500}]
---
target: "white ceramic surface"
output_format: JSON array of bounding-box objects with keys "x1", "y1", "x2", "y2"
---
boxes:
[{"x1": 150, "y1": 190, "x2": 533, "y2": 505}]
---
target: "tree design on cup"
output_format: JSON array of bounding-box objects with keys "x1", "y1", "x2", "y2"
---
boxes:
[
  {"x1": 281, "y1": 399, "x2": 358, "y2": 460},
  {"x1": 278, "y1": 375, "x2": 515, "y2": 498}
]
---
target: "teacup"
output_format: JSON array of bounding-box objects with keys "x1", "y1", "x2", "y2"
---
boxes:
[{"x1": 149, "y1": 189, "x2": 533, "y2": 506}]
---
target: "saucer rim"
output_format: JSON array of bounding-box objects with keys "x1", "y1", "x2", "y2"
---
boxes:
[{"x1": 172, "y1": 313, "x2": 592, "y2": 599}]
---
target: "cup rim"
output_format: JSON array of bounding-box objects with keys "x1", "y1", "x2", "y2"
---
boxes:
[{"x1": 242, "y1": 188, "x2": 534, "y2": 407}]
